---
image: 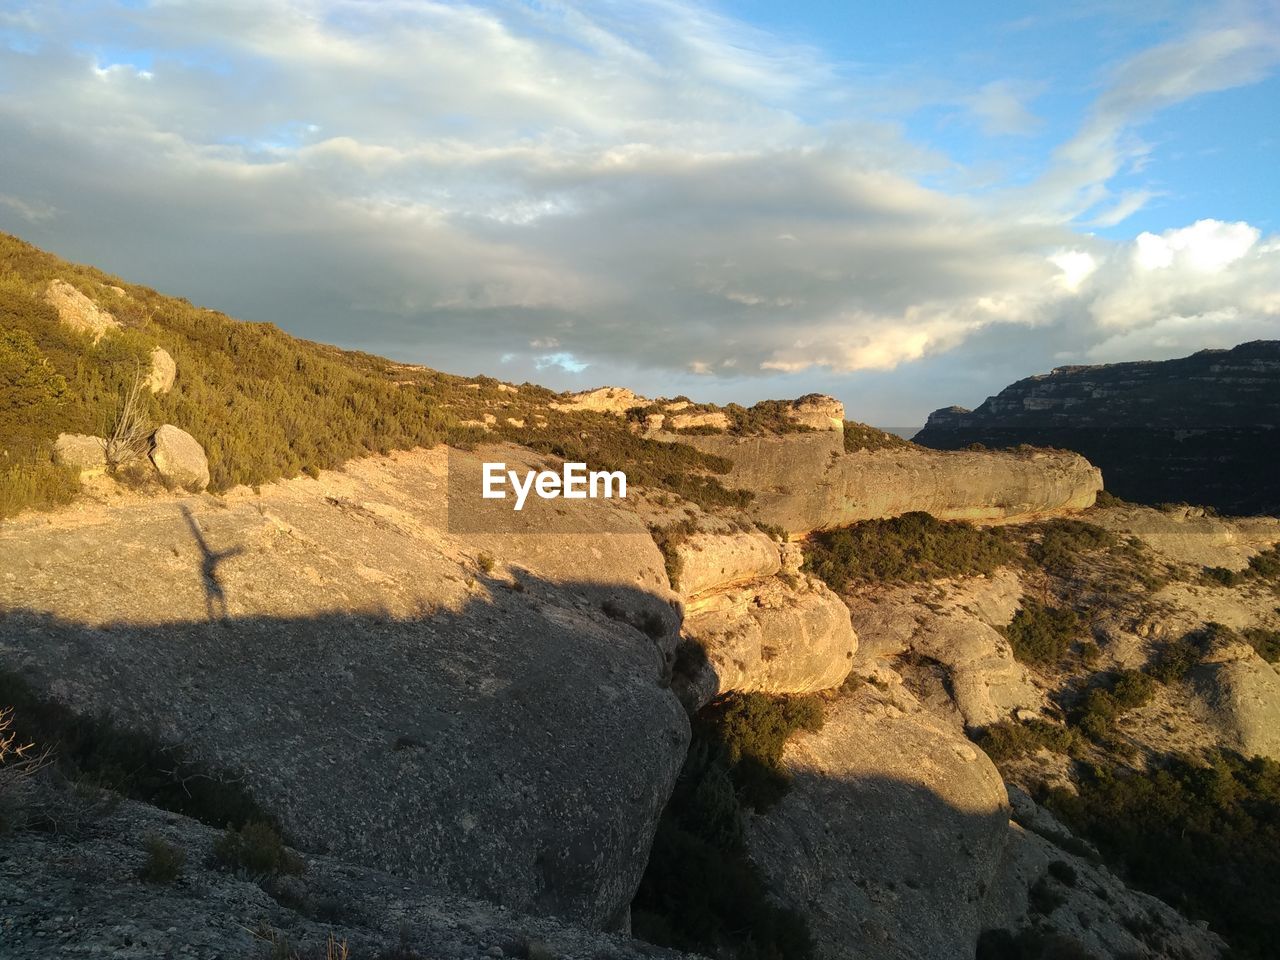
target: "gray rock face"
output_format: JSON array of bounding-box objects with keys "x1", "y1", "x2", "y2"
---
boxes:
[
  {"x1": 145, "y1": 346, "x2": 176, "y2": 394},
  {"x1": 52, "y1": 433, "x2": 107, "y2": 471},
  {"x1": 748, "y1": 687, "x2": 1010, "y2": 960},
  {"x1": 148, "y1": 424, "x2": 210, "y2": 492},
  {"x1": 0, "y1": 795, "x2": 698, "y2": 960},
  {"x1": 679, "y1": 431, "x2": 1101, "y2": 535},
  {"x1": 0, "y1": 448, "x2": 688, "y2": 929},
  {"x1": 42, "y1": 278, "x2": 121, "y2": 342}
]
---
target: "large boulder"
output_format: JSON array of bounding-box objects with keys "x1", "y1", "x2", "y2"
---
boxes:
[
  {"x1": 149, "y1": 424, "x2": 210, "y2": 492},
  {"x1": 0, "y1": 446, "x2": 688, "y2": 930},
  {"x1": 671, "y1": 529, "x2": 781, "y2": 597},
  {"x1": 786, "y1": 394, "x2": 844, "y2": 431},
  {"x1": 1191, "y1": 642, "x2": 1280, "y2": 761},
  {"x1": 51, "y1": 433, "x2": 107, "y2": 471},
  {"x1": 43, "y1": 279, "x2": 121, "y2": 343},
  {"x1": 747, "y1": 687, "x2": 1011, "y2": 960},
  {"x1": 677, "y1": 573, "x2": 856, "y2": 711},
  {"x1": 144, "y1": 346, "x2": 176, "y2": 394}
]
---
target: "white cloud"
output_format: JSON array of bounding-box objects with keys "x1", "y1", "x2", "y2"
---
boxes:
[{"x1": 0, "y1": 0, "x2": 1275, "y2": 393}]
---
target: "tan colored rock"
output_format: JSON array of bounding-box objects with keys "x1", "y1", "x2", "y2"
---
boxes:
[
  {"x1": 678, "y1": 574, "x2": 855, "y2": 710},
  {"x1": 148, "y1": 425, "x2": 210, "y2": 492},
  {"x1": 681, "y1": 431, "x2": 1101, "y2": 535},
  {"x1": 497, "y1": 383, "x2": 519, "y2": 394},
  {"x1": 748, "y1": 687, "x2": 1010, "y2": 960},
  {"x1": 1191, "y1": 648, "x2": 1280, "y2": 761},
  {"x1": 144, "y1": 346, "x2": 176, "y2": 394},
  {"x1": 505, "y1": 418, "x2": 525, "y2": 428},
  {"x1": 551, "y1": 386, "x2": 648, "y2": 416},
  {"x1": 43, "y1": 279, "x2": 121, "y2": 343},
  {"x1": 52, "y1": 433, "x2": 107, "y2": 471},
  {"x1": 671, "y1": 529, "x2": 781, "y2": 597},
  {"x1": 668, "y1": 411, "x2": 729, "y2": 431},
  {"x1": 848, "y1": 570, "x2": 1041, "y2": 729},
  {"x1": 643, "y1": 413, "x2": 666, "y2": 432},
  {"x1": 786, "y1": 393, "x2": 844, "y2": 431}
]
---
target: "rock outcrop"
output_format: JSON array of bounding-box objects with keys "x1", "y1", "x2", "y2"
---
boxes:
[
  {"x1": 786, "y1": 393, "x2": 844, "y2": 431},
  {"x1": 51, "y1": 433, "x2": 107, "y2": 471},
  {"x1": 0, "y1": 447, "x2": 688, "y2": 930},
  {"x1": 550, "y1": 386, "x2": 648, "y2": 415},
  {"x1": 670, "y1": 529, "x2": 781, "y2": 596},
  {"x1": 914, "y1": 340, "x2": 1280, "y2": 515},
  {"x1": 848, "y1": 569, "x2": 1043, "y2": 730},
  {"x1": 679, "y1": 430, "x2": 1101, "y2": 535},
  {"x1": 145, "y1": 345, "x2": 176, "y2": 394},
  {"x1": 43, "y1": 278, "x2": 122, "y2": 343},
  {"x1": 678, "y1": 573, "x2": 856, "y2": 710},
  {"x1": 1191, "y1": 642, "x2": 1280, "y2": 762},
  {"x1": 148, "y1": 424, "x2": 210, "y2": 492},
  {"x1": 1, "y1": 794, "x2": 696, "y2": 960},
  {"x1": 748, "y1": 685, "x2": 1010, "y2": 960}
]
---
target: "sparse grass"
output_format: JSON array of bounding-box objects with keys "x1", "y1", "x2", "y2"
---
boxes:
[
  {"x1": 1203, "y1": 545, "x2": 1280, "y2": 588},
  {"x1": 649, "y1": 518, "x2": 699, "y2": 590},
  {"x1": 803, "y1": 511, "x2": 1019, "y2": 588},
  {"x1": 213, "y1": 820, "x2": 304, "y2": 877},
  {"x1": 1243, "y1": 627, "x2": 1280, "y2": 663},
  {"x1": 0, "y1": 704, "x2": 51, "y2": 834},
  {"x1": 476, "y1": 552, "x2": 495, "y2": 574},
  {"x1": 139, "y1": 834, "x2": 186, "y2": 883},
  {"x1": 1028, "y1": 518, "x2": 1117, "y2": 573}
]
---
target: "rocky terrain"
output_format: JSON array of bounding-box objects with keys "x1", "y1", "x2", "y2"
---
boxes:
[
  {"x1": 3, "y1": 240, "x2": 1278, "y2": 960},
  {"x1": 914, "y1": 341, "x2": 1280, "y2": 515}
]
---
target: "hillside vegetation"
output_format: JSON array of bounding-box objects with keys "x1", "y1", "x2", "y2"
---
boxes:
[{"x1": 0, "y1": 233, "x2": 748, "y2": 517}]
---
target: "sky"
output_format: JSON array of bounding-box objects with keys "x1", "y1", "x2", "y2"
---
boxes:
[{"x1": 1, "y1": 1, "x2": 1278, "y2": 427}]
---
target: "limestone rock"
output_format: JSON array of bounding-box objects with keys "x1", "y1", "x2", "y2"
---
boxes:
[
  {"x1": 787, "y1": 394, "x2": 845, "y2": 431},
  {"x1": 747, "y1": 688, "x2": 1010, "y2": 960},
  {"x1": 551, "y1": 387, "x2": 648, "y2": 416},
  {"x1": 52, "y1": 433, "x2": 107, "y2": 471},
  {"x1": 668, "y1": 411, "x2": 730, "y2": 431},
  {"x1": 671, "y1": 529, "x2": 781, "y2": 596},
  {"x1": 1191, "y1": 649, "x2": 1280, "y2": 761},
  {"x1": 680, "y1": 431, "x2": 1101, "y2": 535},
  {"x1": 1, "y1": 794, "x2": 696, "y2": 960},
  {"x1": 848, "y1": 570, "x2": 1041, "y2": 729},
  {"x1": 144, "y1": 346, "x2": 176, "y2": 394},
  {"x1": 43, "y1": 279, "x2": 121, "y2": 343},
  {"x1": 0, "y1": 447, "x2": 688, "y2": 929},
  {"x1": 148, "y1": 424, "x2": 210, "y2": 492},
  {"x1": 678, "y1": 574, "x2": 855, "y2": 710}
]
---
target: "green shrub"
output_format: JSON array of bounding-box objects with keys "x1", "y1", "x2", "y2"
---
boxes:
[
  {"x1": 1093, "y1": 490, "x2": 1127, "y2": 508},
  {"x1": 978, "y1": 719, "x2": 1079, "y2": 765},
  {"x1": 803, "y1": 512, "x2": 1018, "y2": 588},
  {"x1": 1243, "y1": 627, "x2": 1280, "y2": 663},
  {"x1": 633, "y1": 693, "x2": 819, "y2": 959},
  {"x1": 213, "y1": 820, "x2": 304, "y2": 877},
  {"x1": 649, "y1": 518, "x2": 698, "y2": 590},
  {"x1": 1202, "y1": 546, "x2": 1280, "y2": 589},
  {"x1": 843, "y1": 421, "x2": 913, "y2": 453},
  {"x1": 139, "y1": 834, "x2": 186, "y2": 884},
  {"x1": 1045, "y1": 751, "x2": 1280, "y2": 959},
  {"x1": 1005, "y1": 599, "x2": 1080, "y2": 666},
  {"x1": 1029, "y1": 519, "x2": 1117, "y2": 573}
]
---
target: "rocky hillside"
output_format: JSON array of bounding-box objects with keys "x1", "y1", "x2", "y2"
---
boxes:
[
  {"x1": 914, "y1": 341, "x2": 1280, "y2": 515},
  {"x1": 4, "y1": 236, "x2": 1278, "y2": 960}
]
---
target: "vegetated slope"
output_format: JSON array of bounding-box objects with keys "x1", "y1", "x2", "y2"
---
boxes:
[
  {"x1": 0, "y1": 232, "x2": 744, "y2": 516},
  {"x1": 913, "y1": 342, "x2": 1280, "y2": 515}
]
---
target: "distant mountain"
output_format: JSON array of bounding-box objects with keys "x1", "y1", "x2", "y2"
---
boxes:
[{"x1": 914, "y1": 341, "x2": 1280, "y2": 515}]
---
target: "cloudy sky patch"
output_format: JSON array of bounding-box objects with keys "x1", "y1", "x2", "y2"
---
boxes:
[{"x1": 1, "y1": 0, "x2": 1278, "y2": 423}]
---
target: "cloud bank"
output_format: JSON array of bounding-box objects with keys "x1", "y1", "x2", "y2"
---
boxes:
[{"x1": 0, "y1": 1, "x2": 1278, "y2": 417}]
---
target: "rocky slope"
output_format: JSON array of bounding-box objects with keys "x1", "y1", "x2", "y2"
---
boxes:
[{"x1": 914, "y1": 340, "x2": 1280, "y2": 515}]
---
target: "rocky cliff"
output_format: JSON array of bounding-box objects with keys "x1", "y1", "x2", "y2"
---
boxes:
[{"x1": 914, "y1": 340, "x2": 1280, "y2": 515}]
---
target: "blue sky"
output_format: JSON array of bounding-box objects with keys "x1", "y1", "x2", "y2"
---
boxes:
[{"x1": 1, "y1": 0, "x2": 1278, "y2": 425}]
